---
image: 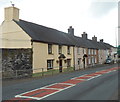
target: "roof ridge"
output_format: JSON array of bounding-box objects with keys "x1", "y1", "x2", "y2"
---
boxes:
[{"x1": 13, "y1": 19, "x2": 115, "y2": 49}]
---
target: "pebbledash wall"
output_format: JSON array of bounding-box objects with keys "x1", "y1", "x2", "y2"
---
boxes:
[{"x1": 2, "y1": 49, "x2": 32, "y2": 71}]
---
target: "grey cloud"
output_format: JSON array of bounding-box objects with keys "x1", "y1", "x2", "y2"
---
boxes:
[{"x1": 89, "y1": 2, "x2": 117, "y2": 18}]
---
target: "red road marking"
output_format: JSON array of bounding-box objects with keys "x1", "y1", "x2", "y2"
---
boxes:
[
  {"x1": 21, "y1": 89, "x2": 47, "y2": 96},
  {"x1": 46, "y1": 83, "x2": 72, "y2": 89},
  {"x1": 10, "y1": 67, "x2": 118, "y2": 100},
  {"x1": 94, "y1": 72, "x2": 105, "y2": 74},
  {"x1": 109, "y1": 67, "x2": 118, "y2": 70},
  {"x1": 84, "y1": 74, "x2": 98, "y2": 77},
  {"x1": 74, "y1": 76, "x2": 92, "y2": 80},
  {"x1": 62, "y1": 79, "x2": 84, "y2": 84},
  {"x1": 2, "y1": 100, "x2": 15, "y2": 102},
  {"x1": 101, "y1": 70, "x2": 110, "y2": 72},
  {"x1": 10, "y1": 97, "x2": 22, "y2": 100},
  {"x1": 32, "y1": 89, "x2": 59, "y2": 97},
  {"x1": 17, "y1": 98, "x2": 33, "y2": 102},
  {"x1": 98, "y1": 70, "x2": 110, "y2": 74},
  {"x1": 4, "y1": 97, "x2": 33, "y2": 102}
]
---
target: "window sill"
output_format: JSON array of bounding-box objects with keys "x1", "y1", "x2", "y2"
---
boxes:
[{"x1": 48, "y1": 53, "x2": 54, "y2": 55}]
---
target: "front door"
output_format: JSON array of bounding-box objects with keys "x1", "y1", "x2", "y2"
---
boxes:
[{"x1": 59, "y1": 60, "x2": 62, "y2": 72}]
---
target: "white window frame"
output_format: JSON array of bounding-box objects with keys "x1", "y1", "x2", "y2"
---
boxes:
[
  {"x1": 88, "y1": 57, "x2": 91, "y2": 64},
  {"x1": 47, "y1": 60, "x2": 53, "y2": 70},
  {"x1": 88, "y1": 49, "x2": 91, "y2": 55},
  {"x1": 59, "y1": 45, "x2": 62, "y2": 54},
  {"x1": 48, "y1": 44, "x2": 52, "y2": 54}
]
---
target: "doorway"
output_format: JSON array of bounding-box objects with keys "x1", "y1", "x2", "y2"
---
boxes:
[{"x1": 59, "y1": 60, "x2": 62, "y2": 72}]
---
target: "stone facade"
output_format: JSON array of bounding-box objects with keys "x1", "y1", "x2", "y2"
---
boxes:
[{"x1": 2, "y1": 49, "x2": 32, "y2": 71}]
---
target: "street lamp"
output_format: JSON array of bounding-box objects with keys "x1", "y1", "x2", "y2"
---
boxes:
[
  {"x1": 118, "y1": 26, "x2": 120, "y2": 46},
  {"x1": 115, "y1": 26, "x2": 120, "y2": 47}
]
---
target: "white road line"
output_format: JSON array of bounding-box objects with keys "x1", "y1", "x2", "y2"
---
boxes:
[
  {"x1": 15, "y1": 83, "x2": 58, "y2": 96},
  {"x1": 94, "y1": 75, "x2": 101, "y2": 77},
  {"x1": 40, "y1": 87, "x2": 63, "y2": 90},
  {"x1": 87, "y1": 75, "x2": 101, "y2": 81},
  {"x1": 15, "y1": 95, "x2": 42, "y2": 100},
  {"x1": 37, "y1": 84, "x2": 76, "y2": 100},
  {"x1": 15, "y1": 89, "x2": 61, "y2": 100},
  {"x1": 58, "y1": 82, "x2": 76, "y2": 86},
  {"x1": 42, "y1": 85, "x2": 75, "y2": 90},
  {"x1": 86, "y1": 77, "x2": 95, "y2": 80},
  {"x1": 15, "y1": 67, "x2": 118, "y2": 100},
  {"x1": 16, "y1": 83, "x2": 75, "y2": 100},
  {"x1": 72, "y1": 78, "x2": 86, "y2": 80}
]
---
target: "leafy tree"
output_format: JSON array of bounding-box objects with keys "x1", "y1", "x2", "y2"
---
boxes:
[{"x1": 117, "y1": 45, "x2": 120, "y2": 58}]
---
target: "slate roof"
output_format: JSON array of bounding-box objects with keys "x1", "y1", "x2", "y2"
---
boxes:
[{"x1": 14, "y1": 19, "x2": 113, "y2": 49}]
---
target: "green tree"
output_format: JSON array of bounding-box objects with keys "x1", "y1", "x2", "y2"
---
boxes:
[{"x1": 117, "y1": 45, "x2": 120, "y2": 58}]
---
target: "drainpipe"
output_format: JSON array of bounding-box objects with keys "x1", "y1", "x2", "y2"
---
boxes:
[
  {"x1": 73, "y1": 46, "x2": 76, "y2": 71},
  {"x1": 31, "y1": 39, "x2": 33, "y2": 74}
]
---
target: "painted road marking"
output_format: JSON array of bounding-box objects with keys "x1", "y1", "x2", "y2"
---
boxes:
[
  {"x1": 71, "y1": 74, "x2": 87, "y2": 80},
  {"x1": 62, "y1": 79, "x2": 85, "y2": 84},
  {"x1": 58, "y1": 82, "x2": 75, "y2": 86},
  {"x1": 84, "y1": 73, "x2": 100, "y2": 77},
  {"x1": 12, "y1": 67, "x2": 119, "y2": 101},
  {"x1": 74, "y1": 76, "x2": 92, "y2": 79},
  {"x1": 16, "y1": 83, "x2": 57, "y2": 96},
  {"x1": 16, "y1": 89, "x2": 60, "y2": 100},
  {"x1": 5, "y1": 97, "x2": 33, "y2": 101},
  {"x1": 45, "y1": 83, "x2": 73, "y2": 89}
]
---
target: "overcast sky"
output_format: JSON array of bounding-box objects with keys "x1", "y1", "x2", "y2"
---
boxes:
[{"x1": 0, "y1": 0, "x2": 119, "y2": 46}]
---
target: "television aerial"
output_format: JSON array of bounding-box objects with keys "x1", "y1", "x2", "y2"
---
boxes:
[{"x1": 10, "y1": 1, "x2": 15, "y2": 7}]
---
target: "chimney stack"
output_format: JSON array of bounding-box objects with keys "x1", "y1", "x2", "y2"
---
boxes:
[
  {"x1": 4, "y1": 6, "x2": 19, "y2": 21},
  {"x1": 100, "y1": 39, "x2": 104, "y2": 42},
  {"x1": 82, "y1": 32, "x2": 88, "y2": 39},
  {"x1": 92, "y1": 35, "x2": 97, "y2": 42},
  {"x1": 68, "y1": 26, "x2": 74, "y2": 36}
]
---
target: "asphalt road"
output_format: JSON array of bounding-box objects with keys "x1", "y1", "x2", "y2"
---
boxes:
[{"x1": 2, "y1": 64, "x2": 119, "y2": 101}]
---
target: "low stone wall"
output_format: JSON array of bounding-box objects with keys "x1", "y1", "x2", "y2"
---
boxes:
[{"x1": 1, "y1": 49, "x2": 32, "y2": 78}]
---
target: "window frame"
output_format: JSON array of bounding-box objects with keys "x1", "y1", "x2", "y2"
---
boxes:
[
  {"x1": 59, "y1": 45, "x2": 62, "y2": 54},
  {"x1": 67, "y1": 46, "x2": 71, "y2": 55},
  {"x1": 77, "y1": 47, "x2": 80, "y2": 55},
  {"x1": 47, "y1": 60, "x2": 53, "y2": 70},
  {"x1": 48, "y1": 44, "x2": 52, "y2": 54},
  {"x1": 67, "y1": 59, "x2": 71, "y2": 67}
]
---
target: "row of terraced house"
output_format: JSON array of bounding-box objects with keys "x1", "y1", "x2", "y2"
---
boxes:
[{"x1": 0, "y1": 6, "x2": 117, "y2": 74}]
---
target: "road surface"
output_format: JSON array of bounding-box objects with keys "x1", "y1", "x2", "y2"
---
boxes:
[{"x1": 2, "y1": 64, "x2": 119, "y2": 101}]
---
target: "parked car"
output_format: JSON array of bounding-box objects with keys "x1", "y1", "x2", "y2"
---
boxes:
[{"x1": 105, "y1": 58, "x2": 114, "y2": 64}]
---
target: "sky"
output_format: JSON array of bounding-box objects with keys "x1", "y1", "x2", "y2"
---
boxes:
[{"x1": 0, "y1": 0, "x2": 119, "y2": 46}]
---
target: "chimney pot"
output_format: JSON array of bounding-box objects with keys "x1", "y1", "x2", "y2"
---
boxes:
[
  {"x1": 100, "y1": 39, "x2": 104, "y2": 42},
  {"x1": 82, "y1": 32, "x2": 88, "y2": 39},
  {"x1": 92, "y1": 35, "x2": 97, "y2": 42},
  {"x1": 68, "y1": 26, "x2": 74, "y2": 36}
]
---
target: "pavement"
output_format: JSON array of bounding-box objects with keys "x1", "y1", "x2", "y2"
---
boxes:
[{"x1": 2, "y1": 64, "x2": 120, "y2": 101}]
